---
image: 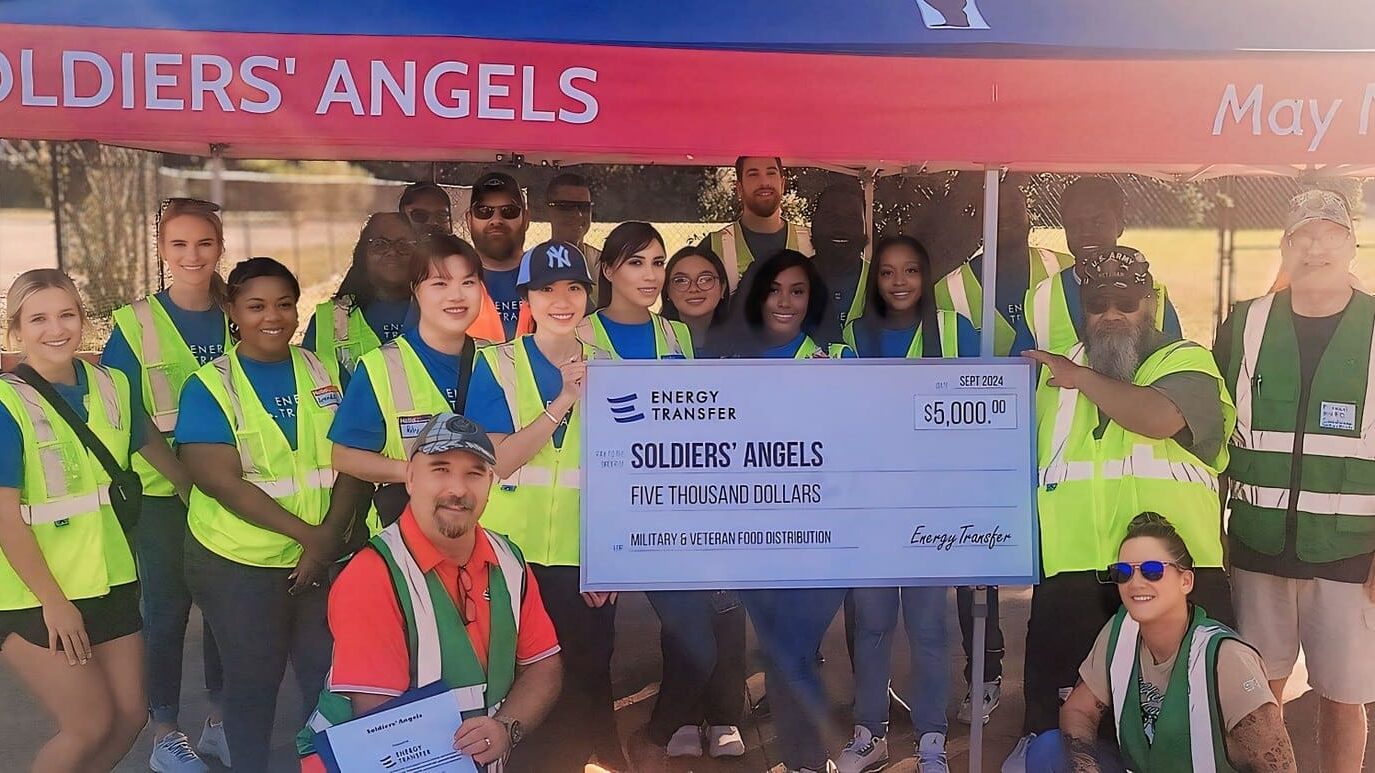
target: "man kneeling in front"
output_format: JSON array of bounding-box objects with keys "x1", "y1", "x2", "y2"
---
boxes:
[{"x1": 298, "y1": 413, "x2": 562, "y2": 771}]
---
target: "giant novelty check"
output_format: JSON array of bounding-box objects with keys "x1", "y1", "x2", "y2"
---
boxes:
[{"x1": 581, "y1": 358, "x2": 1039, "y2": 590}]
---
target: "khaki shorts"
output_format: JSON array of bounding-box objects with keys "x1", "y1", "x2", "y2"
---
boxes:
[{"x1": 1232, "y1": 568, "x2": 1375, "y2": 705}]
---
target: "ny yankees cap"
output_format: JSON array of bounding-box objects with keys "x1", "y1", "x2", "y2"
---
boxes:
[
  {"x1": 516, "y1": 240, "x2": 593, "y2": 290},
  {"x1": 1285, "y1": 189, "x2": 1353, "y2": 236},
  {"x1": 411, "y1": 413, "x2": 497, "y2": 464}
]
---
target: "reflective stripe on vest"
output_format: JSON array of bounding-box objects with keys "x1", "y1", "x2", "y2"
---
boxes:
[
  {"x1": 1028, "y1": 269, "x2": 1170, "y2": 354},
  {"x1": 0, "y1": 362, "x2": 136, "y2": 609},
  {"x1": 186, "y1": 348, "x2": 339, "y2": 567},
  {"x1": 584, "y1": 312, "x2": 694, "y2": 360},
  {"x1": 312, "y1": 297, "x2": 383, "y2": 384},
  {"x1": 362, "y1": 337, "x2": 458, "y2": 461},
  {"x1": 842, "y1": 310, "x2": 962, "y2": 358},
  {"x1": 1107, "y1": 607, "x2": 1238, "y2": 772},
  {"x1": 794, "y1": 337, "x2": 852, "y2": 360},
  {"x1": 713, "y1": 220, "x2": 813, "y2": 289}
]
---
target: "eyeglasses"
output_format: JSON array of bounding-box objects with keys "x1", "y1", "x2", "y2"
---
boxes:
[
  {"x1": 671, "y1": 273, "x2": 721, "y2": 291},
  {"x1": 1286, "y1": 230, "x2": 1352, "y2": 253},
  {"x1": 406, "y1": 208, "x2": 451, "y2": 226},
  {"x1": 456, "y1": 566, "x2": 479, "y2": 625},
  {"x1": 1084, "y1": 293, "x2": 1143, "y2": 315},
  {"x1": 470, "y1": 204, "x2": 524, "y2": 221},
  {"x1": 1103, "y1": 560, "x2": 1186, "y2": 584},
  {"x1": 547, "y1": 200, "x2": 592, "y2": 214},
  {"x1": 367, "y1": 237, "x2": 417, "y2": 256}
]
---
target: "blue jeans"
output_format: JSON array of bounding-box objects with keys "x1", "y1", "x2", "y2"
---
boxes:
[
  {"x1": 740, "y1": 588, "x2": 846, "y2": 771},
  {"x1": 1025, "y1": 730, "x2": 1126, "y2": 772},
  {"x1": 133, "y1": 494, "x2": 223, "y2": 724},
  {"x1": 645, "y1": 590, "x2": 746, "y2": 743},
  {"x1": 185, "y1": 537, "x2": 332, "y2": 773},
  {"x1": 851, "y1": 586, "x2": 951, "y2": 737}
]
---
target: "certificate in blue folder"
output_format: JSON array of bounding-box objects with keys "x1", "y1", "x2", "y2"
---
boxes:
[{"x1": 315, "y1": 681, "x2": 481, "y2": 773}]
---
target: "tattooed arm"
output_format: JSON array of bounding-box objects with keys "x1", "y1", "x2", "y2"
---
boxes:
[
  {"x1": 1226, "y1": 703, "x2": 1297, "y2": 772},
  {"x1": 1059, "y1": 682, "x2": 1109, "y2": 773}
]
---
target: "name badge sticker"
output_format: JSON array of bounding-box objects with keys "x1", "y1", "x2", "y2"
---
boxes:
[
  {"x1": 453, "y1": 683, "x2": 487, "y2": 713},
  {"x1": 311, "y1": 385, "x2": 342, "y2": 409},
  {"x1": 399, "y1": 414, "x2": 434, "y2": 439},
  {"x1": 1320, "y1": 401, "x2": 1357, "y2": 431}
]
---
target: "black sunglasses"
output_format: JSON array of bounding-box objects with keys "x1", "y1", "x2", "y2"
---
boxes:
[
  {"x1": 1084, "y1": 293, "x2": 1143, "y2": 315},
  {"x1": 548, "y1": 200, "x2": 592, "y2": 214},
  {"x1": 470, "y1": 204, "x2": 523, "y2": 221},
  {"x1": 1102, "y1": 560, "x2": 1185, "y2": 584},
  {"x1": 406, "y1": 208, "x2": 451, "y2": 225}
]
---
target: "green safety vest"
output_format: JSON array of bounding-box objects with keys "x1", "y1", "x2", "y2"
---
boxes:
[
  {"x1": 708, "y1": 220, "x2": 813, "y2": 288},
  {"x1": 478, "y1": 337, "x2": 600, "y2": 567},
  {"x1": 185, "y1": 347, "x2": 340, "y2": 568},
  {"x1": 1035, "y1": 340, "x2": 1234, "y2": 576},
  {"x1": 353, "y1": 335, "x2": 477, "y2": 535},
  {"x1": 298, "y1": 524, "x2": 527, "y2": 771},
  {"x1": 842, "y1": 309, "x2": 963, "y2": 358},
  {"x1": 584, "y1": 312, "x2": 695, "y2": 359},
  {"x1": 1223, "y1": 291, "x2": 1375, "y2": 563},
  {"x1": 794, "y1": 337, "x2": 853, "y2": 359},
  {"x1": 110, "y1": 296, "x2": 231, "y2": 495},
  {"x1": 312, "y1": 296, "x2": 384, "y2": 385},
  {"x1": 1025, "y1": 268, "x2": 1171, "y2": 355},
  {"x1": 0, "y1": 362, "x2": 137, "y2": 610},
  {"x1": 932, "y1": 246, "x2": 1074, "y2": 356},
  {"x1": 1106, "y1": 605, "x2": 1242, "y2": 773}
]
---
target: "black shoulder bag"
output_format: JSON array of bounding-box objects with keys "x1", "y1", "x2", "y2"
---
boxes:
[
  {"x1": 12, "y1": 364, "x2": 143, "y2": 532},
  {"x1": 371, "y1": 337, "x2": 477, "y2": 528}
]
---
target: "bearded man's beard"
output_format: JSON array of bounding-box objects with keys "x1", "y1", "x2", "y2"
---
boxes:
[{"x1": 1086, "y1": 314, "x2": 1152, "y2": 382}]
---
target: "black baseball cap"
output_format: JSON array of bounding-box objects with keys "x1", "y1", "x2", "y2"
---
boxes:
[
  {"x1": 1083, "y1": 247, "x2": 1153, "y2": 297},
  {"x1": 471, "y1": 172, "x2": 525, "y2": 207},
  {"x1": 411, "y1": 413, "x2": 497, "y2": 464},
  {"x1": 517, "y1": 240, "x2": 593, "y2": 291}
]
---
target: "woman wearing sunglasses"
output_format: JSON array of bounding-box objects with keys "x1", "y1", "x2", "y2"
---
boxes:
[
  {"x1": 177, "y1": 258, "x2": 357, "y2": 773},
  {"x1": 398, "y1": 181, "x2": 453, "y2": 234},
  {"x1": 586, "y1": 221, "x2": 694, "y2": 359},
  {"x1": 661, "y1": 245, "x2": 732, "y2": 349},
  {"x1": 103, "y1": 198, "x2": 232, "y2": 770},
  {"x1": 1025, "y1": 513, "x2": 1296, "y2": 773},
  {"x1": 303, "y1": 212, "x2": 419, "y2": 386}
]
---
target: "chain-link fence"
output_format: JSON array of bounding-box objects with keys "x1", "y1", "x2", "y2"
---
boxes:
[{"x1": 2, "y1": 142, "x2": 1370, "y2": 351}]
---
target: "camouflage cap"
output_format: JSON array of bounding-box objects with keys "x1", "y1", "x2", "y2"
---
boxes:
[{"x1": 1284, "y1": 189, "x2": 1353, "y2": 236}]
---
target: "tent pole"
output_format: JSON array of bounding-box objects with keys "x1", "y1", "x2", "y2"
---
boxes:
[
  {"x1": 862, "y1": 170, "x2": 877, "y2": 261},
  {"x1": 208, "y1": 145, "x2": 226, "y2": 206},
  {"x1": 49, "y1": 142, "x2": 64, "y2": 273},
  {"x1": 978, "y1": 168, "x2": 1001, "y2": 358}
]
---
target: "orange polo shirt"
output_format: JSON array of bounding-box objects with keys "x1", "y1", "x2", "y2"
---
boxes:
[{"x1": 325, "y1": 507, "x2": 560, "y2": 698}]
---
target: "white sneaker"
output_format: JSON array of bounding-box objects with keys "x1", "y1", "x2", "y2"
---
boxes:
[
  {"x1": 706, "y1": 725, "x2": 745, "y2": 757},
  {"x1": 836, "y1": 725, "x2": 889, "y2": 773},
  {"x1": 1000, "y1": 733, "x2": 1036, "y2": 773},
  {"x1": 196, "y1": 719, "x2": 231, "y2": 768},
  {"x1": 917, "y1": 732, "x2": 948, "y2": 773},
  {"x1": 665, "y1": 724, "x2": 703, "y2": 758},
  {"x1": 958, "y1": 678, "x2": 1003, "y2": 725},
  {"x1": 150, "y1": 731, "x2": 208, "y2": 773},
  {"x1": 792, "y1": 762, "x2": 839, "y2": 773}
]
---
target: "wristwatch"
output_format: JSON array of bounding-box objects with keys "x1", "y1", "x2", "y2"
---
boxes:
[{"x1": 498, "y1": 717, "x2": 523, "y2": 749}]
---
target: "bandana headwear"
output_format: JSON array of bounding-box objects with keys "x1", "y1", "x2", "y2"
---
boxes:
[
  {"x1": 1284, "y1": 190, "x2": 1353, "y2": 236},
  {"x1": 1083, "y1": 247, "x2": 1152, "y2": 295}
]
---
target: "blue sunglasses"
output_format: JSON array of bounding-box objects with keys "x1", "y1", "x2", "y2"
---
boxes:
[{"x1": 1103, "y1": 560, "x2": 1186, "y2": 584}]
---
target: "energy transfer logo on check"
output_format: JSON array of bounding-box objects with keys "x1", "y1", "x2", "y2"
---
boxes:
[{"x1": 607, "y1": 393, "x2": 646, "y2": 423}]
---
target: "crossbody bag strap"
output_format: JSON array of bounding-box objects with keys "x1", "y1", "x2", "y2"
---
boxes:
[{"x1": 11, "y1": 364, "x2": 125, "y2": 480}]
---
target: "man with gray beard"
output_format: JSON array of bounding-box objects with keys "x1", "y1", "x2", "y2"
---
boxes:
[{"x1": 1002, "y1": 250, "x2": 1235, "y2": 772}]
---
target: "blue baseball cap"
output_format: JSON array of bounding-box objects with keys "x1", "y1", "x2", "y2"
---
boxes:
[{"x1": 516, "y1": 240, "x2": 594, "y2": 291}]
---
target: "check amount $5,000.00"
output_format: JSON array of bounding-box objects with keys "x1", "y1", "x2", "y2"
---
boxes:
[{"x1": 914, "y1": 394, "x2": 1018, "y2": 430}]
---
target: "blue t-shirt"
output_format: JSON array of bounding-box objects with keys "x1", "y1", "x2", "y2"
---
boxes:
[
  {"x1": 176, "y1": 354, "x2": 301, "y2": 450},
  {"x1": 860, "y1": 316, "x2": 980, "y2": 358},
  {"x1": 593, "y1": 313, "x2": 659, "y2": 360},
  {"x1": 1009, "y1": 268, "x2": 1183, "y2": 356},
  {"x1": 303, "y1": 297, "x2": 417, "y2": 353},
  {"x1": 758, "y1": 334, "x2": 856, "y2": 359},
  {"x1": 327, "y1": 329, "x2": 466, "y2": 452},
  {"x1": 101, "y1": 291, "x2": 227, "y2": 426},
  {"x1": 0, "y1": 366, "x2": 147, "y2": 488},
  {"x1": 465, "y1": 337, "x2": 569, "y2": 447},
  {"x1": 484, "y1": 269, "x2": 523, "y2": 339}
]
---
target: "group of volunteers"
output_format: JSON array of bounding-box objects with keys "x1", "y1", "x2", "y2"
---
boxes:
[{"x1": 0, "y1": 153, "x2": 1368, "y2": 773}]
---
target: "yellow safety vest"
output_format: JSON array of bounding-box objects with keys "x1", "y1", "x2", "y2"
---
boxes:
[
  {"x1": 842, "y1": 309, "x2": 963, "y2": 358},
  {"x1": 1035, "y1": 340, "x2": 1234, "y2": 576},
  {"x1": 933, "y1": 247, "x2": 1074, "y2": 356},
  {"x1": 311, "y1": 296, "x2": 384, "y2": 385},
  {"x1": 0, "y1": 362, "x2": 136, "y2": 610},
  {"x1": 584, "y1": 312, "x2": 695, "y2": 359},
  {"x1": 708, "y1": 220, "x2": 813, "y2": 289},
  {"x1": 1025, "y1": 268, "x2": 1171, "y2": 355},
  {"x1": 794, "y1": 337, "x2": 853, "y2": 359},
  {"x1": 110, "y1": 296, "x2": 231, "y2": 495},
  {"x1": 186, "y1": 347, "x2": 339, "y2": 568},
  {"x1": 477, "y1": 337, "x2": 600, "y2": 567}
]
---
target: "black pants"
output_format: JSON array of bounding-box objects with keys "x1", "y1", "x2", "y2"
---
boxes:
[
  {"x1": 1021, "y1": 568, "x2": 1233, "y2": 735},
  {"x1": 508, "y1": 564, "x2": 619, "y2": 772},
  {"x1": 957, "y1": 585, "x2": 1005, "y2": 685},
  {"x1": 644, "y1": 590, "x2": 746, "y2": 744},
  {"x1": 185, "y1": 537, "x2": 333, "y2": 773}
]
